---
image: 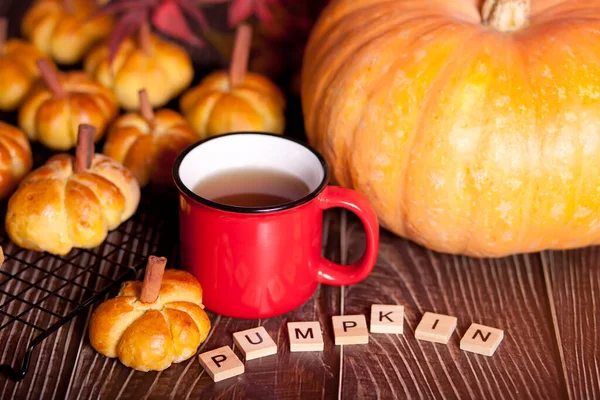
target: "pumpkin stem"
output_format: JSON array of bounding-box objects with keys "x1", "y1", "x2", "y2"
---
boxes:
[
  {"x1": 140, "y1": 256, "x2": 167, "y2": 303},
  {"x1": 37, "y1": 59, "x2": 65, "y2": 98},
  {"x1": 75, "y1": 124, "x2": 96, "y2": 174},
  {"x1": 138, "y1": 20, "x2": 152, "y2": 55},
  {"x1": 138, "y1": 89, "x2": 156, "y2": 130},
  {"x1": 0, "y1": 18, "x2": 6, "y2": 57},
  {"x1": 482, "y1": 0, "x2": 530, "y2": 32},
  {"x1": 228, "y1": 24, "x2": 252, "y2": 89}
]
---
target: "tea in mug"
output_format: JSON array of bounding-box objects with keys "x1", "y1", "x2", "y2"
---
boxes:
[{"x1": 193, "y1": 168, "x2": 311, "y2": 208}]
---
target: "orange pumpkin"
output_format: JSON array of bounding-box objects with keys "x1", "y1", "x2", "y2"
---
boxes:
[{"x1": 302, "y1": 0, "x2": 600, "y2": 257}]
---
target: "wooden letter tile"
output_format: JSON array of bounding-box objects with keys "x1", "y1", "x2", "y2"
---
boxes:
[
  {"x1": 370, "y1": 304, "x2": 404, "y2": 334},
  {"x1": 460, "y1": 323, "x2": 504, "y2": 356},
  {"x1": 415, "y1": 312, "x2": 457, "y2": 344},
  {"x1": 287, "y1": 321, "x2": 324, "y2": 352},
  {"x1": 198, "y1": 346, "x2": 244, "y2": 382},
  {"x1": 233, "y1": 326, "x2": 278, "y2": 361},
  {"x1": 332, "y1": 315, "x2": 369, "y2": 345}
]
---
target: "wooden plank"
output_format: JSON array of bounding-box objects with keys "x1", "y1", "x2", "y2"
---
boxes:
[
  {"x1": 542, "y1": 248, "x2": 600, "y2": 399},
  {"x1": 65, "y1": 212, "x2": 342, "y2": 400},
  {"x1": 339, "y1": 215, "x2": 568, "y2": 399}
]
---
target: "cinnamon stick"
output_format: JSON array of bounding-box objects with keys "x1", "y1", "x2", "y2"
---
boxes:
[
  {"x1": 37, "y1": 59, "x2": 65, "y2": 98},
  {"x1": 229, "y1": 24, "x2": 252, "y2": 88},
  {"x1": 75, "y1": 124, "x2": 95, "y2": 174},
  {"x1": 138, "y1": 21, "x2": 152, "y2": 55},
  {"x1": 0, "y1": 18, "x2": 6, "y2": 57},
  {"x1": 140, "y1": 256, "x2": 167, "y2": 303},
  {"x1": 138, "y1": 89, "x2": 155, "y2": 129}
]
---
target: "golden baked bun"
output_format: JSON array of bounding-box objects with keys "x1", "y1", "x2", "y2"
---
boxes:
[
  {"x1": 179, "y1": 24, "x2": 285, "y2": 139},
  {"x1": 22, "y1": 0, "x2": 113, "y2": 65},
  {"x1": 5, "y1": 153, "x2": 140, "y2": 256},
  {"x1": 0, "y1": 18, "x2": 53, "y2": 111},
  {"x1": 84, "y1": 24, "x2": 193, "y2": 111},
  {"x1": 89, "y1": 268, "x2": 211, "y2": 372},
  {"x1": 0, "y1": 122, "x2": 33, "y2": 200},
  {"x1": 103, "y1": 90, "x2": 197, "y2": 187},
  {"x1": 19, "y1": 61, "x2": 118, "y2": 151},
  {"x1": 180, "y1": 71, "x2": 286, "y2": 138}
]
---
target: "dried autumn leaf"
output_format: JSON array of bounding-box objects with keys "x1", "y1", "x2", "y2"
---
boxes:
[{"x1": 228, "y1": 0, "x2": 281, "y2": 27}]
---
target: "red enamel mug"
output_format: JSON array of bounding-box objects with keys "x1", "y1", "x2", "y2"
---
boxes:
[{"x1": 173, "y1": 132, "x2": 379, "y2": 319}]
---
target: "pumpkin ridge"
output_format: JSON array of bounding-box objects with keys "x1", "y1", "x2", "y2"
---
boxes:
[
  {"x1": 160, "y1": 308, "x2": 178, "y2": 364},
  {"x1": 531, "y1": 31, "x2": 600, "y2": 248},
  {"x1": 72, "y1": 171, "x2": 126, "y2": 226},
  {"x1": 531, "y1": 2, "x2": 600, "y2": 22},
  {"x1": 307, "y1": 6, "x2": 463, "y2": 89},
  {"x1": 306, "y1": 9, "x2": 429, "y2": 130},
  {"x1": 512, "y1": 36, "x2": 548, "y2": 252},
  {"x1": 228, "y1": 90, "x2": 277, "y2": 129},
  {"x1": 398, "y1": 28, "x2": 484, "y2": 247},
  {"x1": 339, "y1": 19, "x2": 473, "y2": 193},
  {"x1": 308, "y1": 16, "x2": 453, "y2": 151},
  {"x1": 66, "y1": 90, "x2": 77, "y2": 152},
  {"x1": 308, "y1": 0, "x2": 427, "y2": 56},
  {"x1": 460, "y1": 36, "x2": 522, "y2": 254},
  {"x1": 60, "y1": 173, "x2": 72, "y2": 245},
  {"x1": 201, "y1": 93, "x2": 225, "y2": 134}
]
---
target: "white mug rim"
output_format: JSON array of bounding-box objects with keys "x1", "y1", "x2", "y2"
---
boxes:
[{"x1": 172, "y1": 132, "x2": 329, "y2": 214}]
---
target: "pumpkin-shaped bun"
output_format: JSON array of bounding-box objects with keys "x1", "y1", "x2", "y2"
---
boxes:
[
  {"x1": 104, "y1": 90, "x2": 197, "y2": 187},
  {"x1": 88, "y1": 268, "x2": 211, "y2": 372},
  {"x1": 0, "y1": 19, "x2": 53, "y2": 112},
  {"x1": 302, "y1": 0, "x2": 600, "y2": 257},
  {"x1": 84, "y1": 24, "x2": 193, "y2": 111},
  {"x1": 180, "y1": 25, "x2": 285, "y2": 139},
  {"x1": 180, "y1": 72, "x2": 286, "y2": 139},
  {"x1": 19, "y1": 61, "x2": 118, "y2": 151},
  {"x1": 22, "y1": 0, "x2": 113, "y2": 65},
  {"x1": 0, "y1": 122, "x2": 33, "y2": 199},
  {"x1": 6, "y1": 152, "x2": 140, "y2": 256}
]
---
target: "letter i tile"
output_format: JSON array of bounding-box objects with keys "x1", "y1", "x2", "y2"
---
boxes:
[
  {"x1": 233, "y1": 326, "x2": 278, "y2": 360},
  {"x1": 198, "y1": 346, "x2": 245, "y2": 382},
  {"x1": 415, "y1": 312, "x2": 457, "y2": 344}
]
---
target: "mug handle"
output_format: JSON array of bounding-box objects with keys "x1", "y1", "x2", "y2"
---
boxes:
[{"x1": 316, "y1": 186, "x2": 380, "y2": 285}]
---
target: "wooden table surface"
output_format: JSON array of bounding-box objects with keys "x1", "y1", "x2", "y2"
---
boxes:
[{"x1": 1, "y1": 1, "x2": 599, "y2": 399}]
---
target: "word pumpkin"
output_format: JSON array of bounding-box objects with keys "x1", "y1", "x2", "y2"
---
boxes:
[{"x1": 198, "y1": 304, "x2": 504, "y2": 382}]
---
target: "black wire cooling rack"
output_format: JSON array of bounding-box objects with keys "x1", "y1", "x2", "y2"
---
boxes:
[{"x1": 0, "y1": 189, "x2": 179, "y2": 381}]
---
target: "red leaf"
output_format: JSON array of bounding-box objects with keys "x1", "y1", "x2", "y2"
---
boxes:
[
  {"x1": 192, "y1": 0, "x2": 231, "y2": 4},
  {"x1": 228, "y1": 0, "x2": 254, "y2": 27},
  {"x1": 255, "y1": 0, "x2": 274, "y2": 25},
  {"x1": 176, "y1": 0, "x2": 209, "y2": 32},
  {"x1": 152, "y1": 0, "x2": 204, "y2": 47},
  {"x1": 107, "y1": 11, "x2": 147, "y2": 63},
  {"x1": 90, "y1": 0, "x2": 158, "y2": 22},
  {"x1": 227, "y1": 0, "x2": 281, "y2": 27}
]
